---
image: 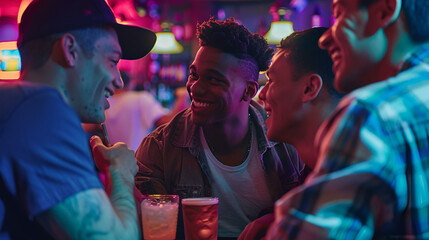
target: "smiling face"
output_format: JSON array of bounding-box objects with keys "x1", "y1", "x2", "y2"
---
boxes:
[
  {"x1": 319, "y1": 0, "x2": 388, "y2": 93},
  {"x1": 67, "y1": 28, "x2": 123, "y2": 123},
  {"x1": 259, "y1": 50, "x2": 307, "y2": 143},
  {"x1": 186, "y1": 46, "x2": 250, "y2": 125}
]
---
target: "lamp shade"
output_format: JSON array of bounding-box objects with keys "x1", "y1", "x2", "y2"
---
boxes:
[
  {"x1": 151, "y1": 32, "x2": 183, "y2": 54},
  {"x1": 264, "y1": 21, "x2": 294, "y2": 45}
]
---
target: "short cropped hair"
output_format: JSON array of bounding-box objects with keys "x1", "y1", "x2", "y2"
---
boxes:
[
  {"x1": 402, "y1": 0, "x2": 429, "y2": 42},
  {"x1": 120, "y1": 71, "x2": 131, "y2": 87},
  {"x1": 358, "y1": 0, "x2": 378, "y2": 7},
  {"x1": 19, "y1": 26, "x2": 111, "y2": 71},
  {"x1": 279, "y1": 27, "x2": 340, "y2": 98},
  {"x1": 359, "y1": 0, "x2": 429, "y2": 42},
  {"x1": 196, "y1": 17, "x2": 274, "y2": 82}
]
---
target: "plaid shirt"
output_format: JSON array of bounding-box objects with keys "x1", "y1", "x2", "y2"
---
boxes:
[{"x1": 266, "y1": 45, "x2": 429, "y2": 239}]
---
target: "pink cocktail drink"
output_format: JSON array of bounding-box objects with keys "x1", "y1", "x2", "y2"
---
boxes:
[
  {"x1": 182, "y1": 198, "x2": 218, "y2": 240},
  {"x1": 141, "y1": 195, "x2": 179, "y2": 240}
]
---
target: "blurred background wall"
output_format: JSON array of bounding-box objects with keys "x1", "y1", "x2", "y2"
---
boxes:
[{"x1": 0, "y1": 0, "x2": 333, "y2": 106}]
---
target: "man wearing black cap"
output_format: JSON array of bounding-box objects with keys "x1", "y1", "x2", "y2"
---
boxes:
[{"x1": 0, "y1": 0, "x2": 155, "y2": 239}]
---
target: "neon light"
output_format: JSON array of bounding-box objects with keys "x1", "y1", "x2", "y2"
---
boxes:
[
  {"x1": 17, "y1": 0, "x2": 33, "y2": 24},
  {"x1": 0, "y1": 41, "x2": 20, "y2": 80}
]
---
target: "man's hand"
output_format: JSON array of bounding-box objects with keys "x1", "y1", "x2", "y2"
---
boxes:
[
  {"x1": 90, "y1": 136, "x2": 138, "y2": 177},
  {"x1": 37, "y1": 136, "x2": 140, "y2": 240},
  {"x1": 90, "y1": 136, "x2": 140, "y2": 239},
  {"x1": 238, "y1": 213, "x2": 275, "y2": 240}
]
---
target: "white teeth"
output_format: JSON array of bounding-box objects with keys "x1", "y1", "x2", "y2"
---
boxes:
[
  {"x1": 104, "y1": 90, "x2": 111, "y2": 99},
  {"x1": 331, "y1": 51, "x2": 341, "y2": 60},
  {"x1": 193, "y1": 100, "x2": 211, "y2": 108}
]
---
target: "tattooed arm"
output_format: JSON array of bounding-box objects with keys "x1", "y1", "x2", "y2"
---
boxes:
[{"x1": 36, "y1": 136, "x2": 139, "y2": 240}]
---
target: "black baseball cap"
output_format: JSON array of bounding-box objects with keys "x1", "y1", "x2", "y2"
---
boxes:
[{"x1": 18, "y1": 0, "x2": 156, "y2": 60}]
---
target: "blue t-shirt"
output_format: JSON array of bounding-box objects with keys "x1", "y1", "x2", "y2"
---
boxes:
[{"x1": 0, "y1": 82, "x2": 103, "y2": 239}]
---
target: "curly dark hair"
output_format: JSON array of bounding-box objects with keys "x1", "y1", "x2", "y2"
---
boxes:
[{"x1": 196, "y1": 17, "x2": 274, "y2": 81}]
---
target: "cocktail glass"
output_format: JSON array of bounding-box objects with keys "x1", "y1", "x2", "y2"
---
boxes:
[{"x1": 141, "y1": 194, "x2": 179, "y2": 240}]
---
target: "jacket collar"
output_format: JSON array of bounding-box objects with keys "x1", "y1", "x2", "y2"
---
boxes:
[{"x1": 169, "y1": 101, "x2": 276, "y2": 153}]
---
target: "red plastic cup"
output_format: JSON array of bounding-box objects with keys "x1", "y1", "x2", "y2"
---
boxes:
[{"x1": 181, "y1": 197, "x2": 218, "y2": 240}]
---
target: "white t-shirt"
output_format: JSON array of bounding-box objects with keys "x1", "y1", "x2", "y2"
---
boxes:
[
  {"x1": 199, "y1": 125, "x2": 273, "y2": 237},
  {"x1": 105, "y1": 91, "x2": 168, "y2": 152}
]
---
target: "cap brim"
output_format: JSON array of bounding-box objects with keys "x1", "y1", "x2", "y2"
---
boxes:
[{"x1": 114, "y1": 24, "x2": 156, "y2": 60}]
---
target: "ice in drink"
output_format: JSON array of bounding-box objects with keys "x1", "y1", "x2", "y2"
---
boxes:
[
  {"x1": 141, "y1": 195, "x2": 179, "y2": 240},
  {"x1": 182, "y1": 197, "x2": 218, "y2": 240}
]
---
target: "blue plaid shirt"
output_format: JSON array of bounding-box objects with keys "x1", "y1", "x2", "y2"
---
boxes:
[{"x1": 266, "y1": 45, "x2": 429, "y2": 239}]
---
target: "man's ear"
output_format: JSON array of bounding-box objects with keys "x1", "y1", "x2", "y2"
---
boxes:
[
  {"x1": 58, "y1": 33, "x2": 79, "y2": 67},
  {"x1": 366, "y1": 0, "x2": 402, "y2": 35},
  {"x1": 242, "y1": 81, "x2": 259, "y2": 101},
  {"x1": 302, "y1": 74, "x2": 322, "y2": 103},
  {"x1": 384, "y1": 0, "x2": 401, "y2": 27}
]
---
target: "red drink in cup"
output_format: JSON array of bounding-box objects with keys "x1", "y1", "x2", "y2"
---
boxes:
[{"x1": 181, "y1": 198, "x2": 218, "y2": 240}]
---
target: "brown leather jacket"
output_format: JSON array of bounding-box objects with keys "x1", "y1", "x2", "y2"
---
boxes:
[{"x1": 135, "y1": 101, "x2": 306, "y2": 200}]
